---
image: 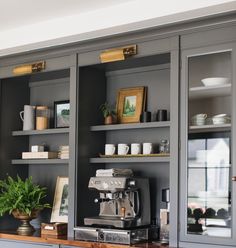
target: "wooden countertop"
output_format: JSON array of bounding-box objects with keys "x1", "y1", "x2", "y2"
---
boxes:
[{"x1": 0, "y1": 230, "x2": 170, "y2": 247}]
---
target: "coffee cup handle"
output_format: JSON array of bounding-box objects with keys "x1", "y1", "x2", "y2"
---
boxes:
[
  {"x1": 20, "y1": 111, "x2": 24, "y2": 121},
  {"x1": 125, "y1": 146, "x2": 129, "y2": 154}
]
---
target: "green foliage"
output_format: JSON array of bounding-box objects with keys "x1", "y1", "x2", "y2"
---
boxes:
[
  {"x1": 0, "y1": 176, "x2": 50, "y2": 216},
  {"x1": 99, "y1": 102, "x2": 116, "y2": 118},
  {"x1": 61, "y1": 109, "x2": 69, "y2": 116}
]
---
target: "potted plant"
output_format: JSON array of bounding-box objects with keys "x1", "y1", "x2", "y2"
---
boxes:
[
  {"x1": 0, "y1": 176, "x2": 50, "y2": 235},
  {"x1": 99, "y1": 102, "x2": 116, "y2": 125}
]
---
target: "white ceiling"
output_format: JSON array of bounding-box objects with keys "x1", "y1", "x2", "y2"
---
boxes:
[
  {"x1": 0, "y1": 0, "x2": 132, "y2": 31},
  {"x1": 0, "y1": 0, "x2": 235, "y2": 56}
]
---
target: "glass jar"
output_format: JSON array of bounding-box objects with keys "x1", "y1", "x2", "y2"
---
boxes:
[
  {"x1": 159, "y1": 139, "x2": 170, "y2": 154},
  {"x1": 36, "y1": 106, "x2": 50, "y2": 130}
]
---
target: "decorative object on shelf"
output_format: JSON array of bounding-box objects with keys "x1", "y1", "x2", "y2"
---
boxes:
[
  {"x1": 159, "y1": 140, "x2": 170, "y2": 154},
  {"x1": 191, "y1": 113, "x2": 207, "y2": 126},
  {"x1": 54, "y1": 100, "x2": 70, "y2": 128},
  {"x1": 41, "y1": 222, "x2": 67, "y2": 238},
  {"x1": 31, "y1": 145, "x2": 44, "y2": 152},
  {"x1": 117, "y1": 86, "x2": 146, "y2": 123},
  {"x1": 0, "y1": 176, "x2": 50, "y2": 235},
  {"x1": 58, "y1": 145, "x2": 69, "y2": 159},
  {"x1": 51, "y1": 177, "x2": 69, "y2": 223},
  {"x1": 143, "y1": 142, "x2": 153, "y2": 155},
  {"x1": 22, "y1": 151, "x2": 58, "y2": 159},
  {"x1": 187, "y1": 208, "x2": 204, "y2": 233},
  {"x1": 95, "y1": 168, "x2": 133, "y2": 177},
  {"x1": 99, "y1": 102, "x2": 116, "y2": 125},
  {"x1": 36, "y1": 106, "x2": 50, "y2": 130},
  {"x1": 140, "y1": 111, "x2": 151, "y2": 122},
  {"x1": 13, "y1": 61, "x2": 46, "y2": 75},
  {"x1": 20, "y1": 105, "x2": 36, "y2": 131},
  {"x1": 201, "y1": 77, "x2": 230, "y2": 87},
  {"x1": 118, "y1": 143, "x2": 129, "y2": 155},
  {"x1": 131, "y1": 143, "x2": 141, "y2": 155},
  {"x1": 156, "y1": 109, "x2": 168, "y2": 122},
  {"x1": 100, "y1": 44, "x2": 137, "y2": 63},
  {"x1": 105, "y1": 144, "x2": 116, "y2": 156},
  {"x1": 212, "y1": 114, "x2": 231, "y2": 125}
]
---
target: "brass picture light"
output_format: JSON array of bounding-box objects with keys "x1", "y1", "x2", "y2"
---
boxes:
[
  {"x1": 100, "y1": 45, "x2": 137, "y2": 63},
  {"x1": 13, "y1": 61, "x2": 46, "y2": 75}
]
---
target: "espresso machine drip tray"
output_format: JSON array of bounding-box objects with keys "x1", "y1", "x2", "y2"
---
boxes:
[{"x1": 74, "y1": 226, "x2": 148, "y2": 245}]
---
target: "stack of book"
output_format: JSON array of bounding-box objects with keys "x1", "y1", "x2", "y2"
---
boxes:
[{"x1": 58, "y1": 146, "x2": 69, "y2": 159}]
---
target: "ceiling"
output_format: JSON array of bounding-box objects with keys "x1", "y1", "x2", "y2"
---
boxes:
[{"x1": 0, "y1": 0, "x2": 132, "y2": 31}]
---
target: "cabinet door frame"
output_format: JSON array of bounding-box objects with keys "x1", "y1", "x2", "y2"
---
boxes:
[{"x1": 180, "y1": 42, "x2": 236, "y2": 246}]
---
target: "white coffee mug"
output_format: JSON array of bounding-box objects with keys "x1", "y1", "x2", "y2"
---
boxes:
[
  {"x1": 105, "y1": 144, "x2": 116, "y2": 155},
  {"x1": 118, "y1": 144, "x2": 129, "y2": 155},
  {"x1": 20, "y1": 105, "x2": 35, "y2": 131},
  {"x1": 131, "y1": 143, "x2": 141, "y2": 155},
  {"x1": 143, "y1": 143, "x2": 153, "y2": 155}
]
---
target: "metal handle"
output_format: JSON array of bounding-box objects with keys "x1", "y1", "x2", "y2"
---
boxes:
[{"x1": 232, "y1": 176, "x2": 236, "y2": 181}]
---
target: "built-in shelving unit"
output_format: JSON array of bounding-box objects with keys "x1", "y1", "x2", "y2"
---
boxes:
[
  {"x1": 90, "y1": 121, "x2": 170, "y2": 131},
  {"x1": 189, "y1": 84, "x2": 231, "y2": 99},
  {"x1": 90, "y1": 156, "x2": 170, "y2": 163},
  {"x1": 189, "y1": 123, "x2": 231, "y2": 133},
  {"x1": 11, "y1": 159, "x2": 69, "y2": 165},
  {"x1": 12, "y1": 128, "x2": 69, "y2": 136}
]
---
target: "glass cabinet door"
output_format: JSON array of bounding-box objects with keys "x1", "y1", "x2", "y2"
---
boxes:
[{"x1": 180, "y1": 45, "x2": 236, "y2": 246}]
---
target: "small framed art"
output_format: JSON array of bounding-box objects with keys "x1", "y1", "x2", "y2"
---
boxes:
[{"x1": 54, "y1": 100, "x2": 70, "y2": 128}]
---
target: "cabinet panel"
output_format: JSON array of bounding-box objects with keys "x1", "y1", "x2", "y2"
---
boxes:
[
  {"x1": 180, "y1": 42, "x2": 236, "y2": 246},
  {"x1": 0, "y1": 240, "x2": 57, "y2": 248}
]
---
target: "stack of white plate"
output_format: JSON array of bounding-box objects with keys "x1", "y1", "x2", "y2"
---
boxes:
[
  {"x1": 191, "y1": 114, "x2": 207, "y2": 126},
  {"x1": 212, "y1": 114, "x2": 231, "y2": 125}
]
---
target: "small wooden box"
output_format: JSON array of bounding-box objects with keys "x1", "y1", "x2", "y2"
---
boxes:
[{"x1": 41, "y1": 223, "x2": 67, "y2": 237}]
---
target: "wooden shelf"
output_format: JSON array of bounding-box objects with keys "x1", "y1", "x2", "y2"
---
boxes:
[
  {"x1": 12, "y1": 128, "x2": 69, "y2": 136},
  {"x1": 11, "y1": 159, "x2": 69, "y2": 165},
  {"x1": 90, "y1": 121, "x2": 170, "y2": 131},
  {"x1": 90, "y1": 156, "x2": 170, "y2": 163},
  {"x1": 189, "y1": 84, "x2": 231, "y2": 99},
  {"x1": 189, "y1": 123, "x2": 231, "y2": 133}
]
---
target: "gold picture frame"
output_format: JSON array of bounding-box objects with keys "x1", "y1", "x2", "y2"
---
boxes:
[
  {"x1": 50, "y1": 177, "x2": 69, "y2": 223},
  {"x1": 117, "y1": 86, "x2": 146, "y2": 123}
]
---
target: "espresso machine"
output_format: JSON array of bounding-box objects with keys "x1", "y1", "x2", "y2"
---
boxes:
[{"x1": 75, "y1": 175, "x2": 151, "y2": 244}]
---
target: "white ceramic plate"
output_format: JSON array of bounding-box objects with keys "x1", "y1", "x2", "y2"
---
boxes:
[{"x1": 201, "y1": 77, "x2": 230, "y2": 87}]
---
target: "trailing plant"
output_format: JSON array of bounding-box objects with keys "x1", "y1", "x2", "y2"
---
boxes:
[
  {"x1": 0, "y1": 176, "x2": 50, "y2": 216},
  {"x1": 99, "y1": 102, "x2": 116, "y2": 118}
]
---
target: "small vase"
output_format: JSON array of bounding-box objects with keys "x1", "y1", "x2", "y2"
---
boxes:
[
  {"x1": 12, "y1": 209, "x2": 40, "y2": 236},
  {"x1": 104, "y1": 115, "x2": 113, "y2": 125}
]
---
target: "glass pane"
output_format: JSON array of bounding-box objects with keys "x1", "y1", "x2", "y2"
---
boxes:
[{"x1": 187, "y1": 51, "x2": 232, "y2": 237}]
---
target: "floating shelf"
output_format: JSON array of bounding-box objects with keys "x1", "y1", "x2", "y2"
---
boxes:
[
  {"x1": 12, "y1": 128, "x2": 69, "y2": 136},
  {"x1": 90, "y1": 156, "x2": 170, "y2": 163},
  {"x1": 90, "y1": 121, "x2": 170, "y2": 131},
  {"x1": 11, "y1": 159, "x2": 69, "y2": 165},
  {"x1": 189, "y1": 123, "x2": 231, "y2": 133},
  {"x1": 189, "y1": 84, "x2": 231, "y2": 99}
]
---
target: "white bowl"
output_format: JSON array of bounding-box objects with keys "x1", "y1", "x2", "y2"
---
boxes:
[
  {"x1": 212, "y1": 114, "x2": 231, "y2": 125},
  {"x1": 201, "y1": 77, "x2": 230, "y2": 87}
]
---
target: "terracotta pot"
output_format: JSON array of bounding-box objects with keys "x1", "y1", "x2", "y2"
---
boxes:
[
  {"x1": 104, "y1": 115, "x2": 113, "y2": 125},
  {"x1": 12, "y1": 209, "x2": 40, "y2": 236}
]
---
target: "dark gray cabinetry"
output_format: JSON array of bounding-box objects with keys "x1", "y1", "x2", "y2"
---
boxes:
[{"x1": 180, "y1": 25, "x2": 236, "y2": 247}]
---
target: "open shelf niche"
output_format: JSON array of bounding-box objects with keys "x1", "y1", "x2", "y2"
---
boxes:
[{"x1": 75, "y1": 52, "x2": 171, "y2": 227}]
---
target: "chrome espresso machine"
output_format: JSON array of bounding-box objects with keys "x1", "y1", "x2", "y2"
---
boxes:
[{"x1": 74, "y1": 169, "x2": 151, "y2": 244}]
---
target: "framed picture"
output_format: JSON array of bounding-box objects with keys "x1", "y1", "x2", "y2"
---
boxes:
[
  {"x1": 50, "y1": 177, "x2": 69, "y2": 223},
  {"x1": 116, "y1": 86, "x2": 146, "y2": 123},
  {"x1": 54, "y1": 100, "x2": 70, "y2": 128}
]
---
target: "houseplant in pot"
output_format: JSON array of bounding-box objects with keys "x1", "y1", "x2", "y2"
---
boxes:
[
  {"x1": 100, "y1": 102, "x2": 116, "y2": 125},
  {"x1": 0, "y1": 176, "x2": 50, "y2": 235}
]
